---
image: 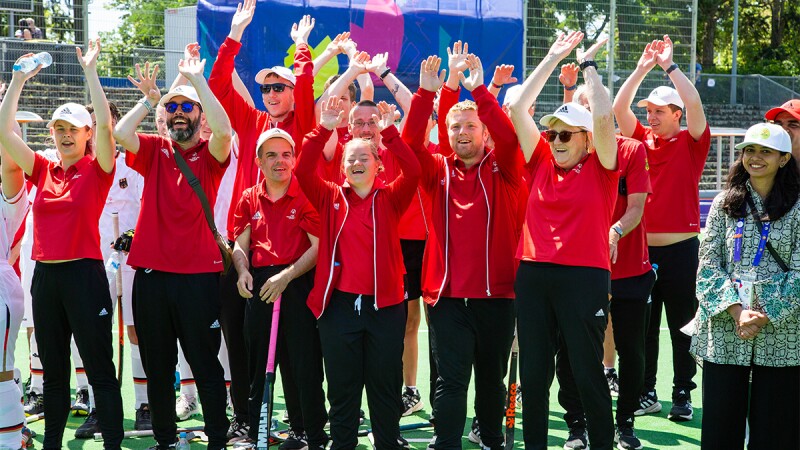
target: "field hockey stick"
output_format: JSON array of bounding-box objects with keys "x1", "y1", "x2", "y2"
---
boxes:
[
  {"x1": 357, "y1": 421, "x2": 431, "y2": 437},
  {"x1": 112, "y1": 212, "x2": 124, "y2": 385},
  {"x1": 93, "y1": 426, "x2": 205, "y2": 441},
  {"x1": 25, "y1": 412, "x2": 43, "y2": 424},
  {"x1": 257, "y1": 294, "x2": 282, "y2": 450},
  {"x1": 504, "y1": 329, "x2": 519, "y2": 450}
]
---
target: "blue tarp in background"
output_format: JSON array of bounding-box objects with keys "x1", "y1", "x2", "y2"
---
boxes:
[{"x1": 197, "y1": 0, "x2": 524, "y2": 111}]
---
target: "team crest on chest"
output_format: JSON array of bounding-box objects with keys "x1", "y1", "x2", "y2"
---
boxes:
[
  {"x1": 287, "y1": 208, "x2": 296, "y2": 220},
  {"x1": 188, "y1": 153, "x2": 199, "y2": 162},
  {"x1": 333, "y1": 202, "x2": 340, "y2": 210},
  {"x1": 119, "y1": 178, "x2": 128, "y2": 189},
  {"x1": 161, "y1": 148, "x2": 170, "y2": 158}
]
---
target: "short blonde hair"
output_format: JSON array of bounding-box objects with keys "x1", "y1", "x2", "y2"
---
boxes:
[{"x1": 341, "y1": 138, "x2": 383, "y2": 172}]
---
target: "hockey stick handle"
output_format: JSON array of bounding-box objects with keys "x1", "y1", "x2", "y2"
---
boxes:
[
  {"x1": 266, "y1": 295, "x2": 282, "y2": 374},
  {"x1": 112, "y1": 212, "x2": 122, "y2": 292}
]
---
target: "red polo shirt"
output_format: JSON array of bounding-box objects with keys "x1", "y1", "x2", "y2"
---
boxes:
[
  {"x1": 126, "y1": 134, "x2": 229, "y2": 273},
  {"x1": 335, "y1": 186, "x2": 378, "y2": 295},
  {"x1": 28, "y1": 152, "x2": 113, "y2": 261},
  {"x1": 232, "y1": 176, "x2": 320, "y2": 267}
]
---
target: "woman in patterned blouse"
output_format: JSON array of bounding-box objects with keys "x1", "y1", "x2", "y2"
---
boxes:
[{"x1": 691, "y1": 122, "x2": 799, "y2": 449}]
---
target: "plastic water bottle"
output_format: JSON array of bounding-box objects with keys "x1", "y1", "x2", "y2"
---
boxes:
[
  {"x1": 13, "y1": 52, "x2": 53, "y2": 73},
  {"x1": 105, "y1": 251, "x2": 120, "y2": 274},
  {"x1": 176, "y1": 432, "x2": 190, "y2": 450}
]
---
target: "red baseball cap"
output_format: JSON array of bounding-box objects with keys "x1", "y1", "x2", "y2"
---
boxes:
[{"x1": 765, "y1": 99, "x2": 800, "y2": 121}]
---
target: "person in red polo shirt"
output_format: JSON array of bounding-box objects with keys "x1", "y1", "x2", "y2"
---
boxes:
[
  {"x1": 613, "y1": 35, "x2": 711, "y2": 421},
  {"x1": 507, "y1": 32, "x2": 618, "y2": 450},
  {"x1": 230, "y1": 127, "x2": 327, "y2": 449},
  {"x1": 764, "y1": 99, "x2": 800, "y2": 170},
  {"x1": 296, "y1": 97, "x2": 420, "y2": 450},
  {"x1": 113, "y1": 58, "x2": 232, "y2": 450},
  {"x1": 403, "y1": 54, "x2": 520, "y2": 450},
  {"x1": 0, "y1": 41, "x2": 124, "y2": 448}
]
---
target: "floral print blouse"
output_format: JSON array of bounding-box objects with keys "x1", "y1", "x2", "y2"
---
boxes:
[{"x1": 690, "y1": 183, "x2": 800, "y2": 367}]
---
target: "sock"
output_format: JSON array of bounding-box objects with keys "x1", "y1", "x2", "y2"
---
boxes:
[
  {"x1": 131, "y1": 343, "x2": 148, "y2": 408},
  {"x1": 28, "y1": 330, "x2": 43, "y2": 395},
  {"x1": 0, "y1": 380, "x2": 24, "y2": 449},
  {"x1": 177, "y1": 344, "x2": 196, "y2": 398},
  {"x1": 71, "y1": 338, "x2": 88, "y2": 389}
]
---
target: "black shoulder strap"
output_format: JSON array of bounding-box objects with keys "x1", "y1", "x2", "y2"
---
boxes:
[
  {"x1": 172, "y1": 148, "x2": 219, "y2": 236},
  {"x1": 745, "y1": 193, "x2": 790, "y2": 273}
]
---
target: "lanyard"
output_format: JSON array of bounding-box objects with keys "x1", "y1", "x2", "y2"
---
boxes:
[{"x1": 733, "y1": 219, "x2": 771, "y2": 267}]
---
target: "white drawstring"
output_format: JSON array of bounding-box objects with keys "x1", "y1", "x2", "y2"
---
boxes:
[{"x1": 354, "y1": 294, "x2": 362, "y2": 316}]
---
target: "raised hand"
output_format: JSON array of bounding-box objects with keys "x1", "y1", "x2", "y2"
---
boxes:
[
  {"x1": 178, "y1": 58, "x2": 206, "y2": 82},
  {"x1": 76, "y1": 38, "x2": 101, "y2": 71},
  {"x1": 291, "y1": 15, "x2": 315, "y2": 45},
  {"x1": 458, "y1": 54, "x2": 484, "y2": 92},
  {"x1": 419, "y1": 55, "x2": 445, "y2": 93},
  {"x1": 373, "y1": 101, "x2": 398, "y2": 131},
  {"x1": 447, "y1": 40, "x2": 470, "y2": 76},
  {"x1": 367, "y1": 52, "x2": 389, "y2": 75},
  {"x1": 491, "y1": 64, "x2": 517, "y2": 87},
  {"x1": 230, "y1": 0, "x2": 256, "y2": 40},
  {"x1": 184, "y1": 42, "x2": 201, "y2": 61},
  {"x1": 339, "y1": 38, "x2": 358, "y2": 58},
  {"x1": 637, "y1": 40, "x2": 661, "y2": 71},
  {"x1": 559, "y1": 63, "x2": 579, "y2": 88},
  {"x1": 577, "y1": 37, "x2": 608, "y2": 63},
  {"x1": 319, "y1": 96, "x2": 345, "y2": 130},
  {"x1": 656, "y1": 35, "x2": 675, "y2": 70},
  {"x1": 326, "y1": 31, "x2": 350, "y2": 55},
  {"x1": 348, "y1": 51, "x2": 371, "y2": 75},
  {"x1": 547, "y1": 31, "x2": 584, "y2": 61},
  {"x1": 127, "y1": 61, "x2": 161, "y2": 103}
]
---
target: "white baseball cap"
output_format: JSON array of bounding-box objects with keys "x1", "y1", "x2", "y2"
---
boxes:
[
  {"x1": 255, "y1": 66, "x2": 297, "y2": 85},
  {"x1": 160, "y1": 85, "x2": 201, "y2": 106},
  {"x1": 636, "y1": 86, "x2": 685, "y2": 109},
  {"x1": 256, "y1": 128, "x2": 296, "y2": 155},
  {"x1": 47, "y1": 103, "x2": 92, "y2": 128},
  {"x1": 734, "y1": 123, "x2": 792, "y2": 154},
  {"x1": 539, "y1": 102, "x2": 593, "y2": 132}
]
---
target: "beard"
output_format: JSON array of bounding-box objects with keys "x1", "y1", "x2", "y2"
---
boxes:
[{"x1": 168, "y1": 115, "x2": 200, "y2": 143}]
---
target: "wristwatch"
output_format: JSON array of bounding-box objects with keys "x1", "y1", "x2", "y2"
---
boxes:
[
  {"x1": 579, "y1": 59, "x2": 597, "y2": 71},
  {"x1": 612, "y1": 224, "x2": 624, "y2": 237}
]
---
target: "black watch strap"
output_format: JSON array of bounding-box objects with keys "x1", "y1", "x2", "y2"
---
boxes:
[{"x1": 579, "y1": 60, "x2": 597, "y2": 71}]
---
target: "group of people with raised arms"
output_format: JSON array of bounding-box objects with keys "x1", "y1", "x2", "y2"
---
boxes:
[{"x1": 0, "y1": 3, "x2": 797, "y2": 450}]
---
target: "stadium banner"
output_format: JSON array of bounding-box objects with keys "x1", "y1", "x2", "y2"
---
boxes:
[{"x1": 197, "y1": 0, "x2": 524, "y2": 109}]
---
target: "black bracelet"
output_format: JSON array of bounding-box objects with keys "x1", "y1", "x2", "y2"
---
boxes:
[
  {"x1": 491, "y1": 82, "x2": 503, "y2": 89},
  {"x1": 579, "y1": 60, "x2": 597, "y2": 71},
  {"x1": 666, "y1": 63, "x2": 679, "y2": 74},
  {"x1": 379, "y1": 68, "x2": 392, "y2": 80},
  {"x1": 565, "y1": 84, "x2": 577, "y2": 91}
]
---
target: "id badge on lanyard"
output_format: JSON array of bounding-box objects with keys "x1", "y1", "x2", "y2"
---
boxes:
[{"x1": 732, "y1": 219, "x2": 770, "y2": 307}]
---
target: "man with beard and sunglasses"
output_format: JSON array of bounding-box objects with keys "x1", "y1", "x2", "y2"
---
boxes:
[{"x1": 113, "y1": 59, "x2": 232, "y2": 450}]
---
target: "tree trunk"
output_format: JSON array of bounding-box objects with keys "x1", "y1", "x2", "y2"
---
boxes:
[
  {"x1": 770, "y1": 0, "x2": 784, "y2": 48},
  {"x1": 700, "y1": 2, "x2": 719, "y2": 68}
]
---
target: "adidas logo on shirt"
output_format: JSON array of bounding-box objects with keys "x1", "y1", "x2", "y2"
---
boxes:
[
  {"x1": 161, "y1": 148, "x2": 170, "y2": 158},
  {"x1": 210, "y1": 320, "x2": 221, "y2": 329},
  {"x1": 252, "y1": 211, "x2": 262, "y2": 220},
  {"x1": 595, "y1": 309, "x2": 605, "y2": 317},
  {"x1": 99, "y1": 308, "x2": 109, "y2": 316}
]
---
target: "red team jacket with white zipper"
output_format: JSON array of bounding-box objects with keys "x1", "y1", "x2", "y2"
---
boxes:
[
  {"x1": 295, "y1": 125, "x2": 421, "y2": 318},
  {"x1": 403, "y1": 85, "x2": 521, "y2": 305}
]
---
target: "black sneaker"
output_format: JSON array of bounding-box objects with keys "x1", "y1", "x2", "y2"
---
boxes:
[
  {"x1": 563, "y1": 427, "x2": 588, "y2": 450},
  {"x1": 668, "y1": 392, "x2": 693, "y2": 421},
  {"x1": 72, "y1": 388, "x2": 90, "y2": 416},
  {"x1": 605, "y1": 368, "x2": 620, "y2": 398},
  {"x1": 227, "y1": 417, "x2": 250, "y2": 443},
  {"x1": 615, "y1": 425, "x2": 642, "y2": 449},
  {"x1": 634, "y1": 390, "x2": 662, "y2": 416},
  {"x1": 278, "y1": 430, "x2": 308, "y2": 450},
  {"x1": 401, "y1": 386, "x2": 424, "y2": 416},
  {"x1": 359, "y1": 409, "x2": 366, "y2": 425},
  {"x1": 75, "y1": 410, "x2": 101, "y2": 439},
  {"x1": 397, "y1": 435, "x2": 411, "y2": 450},
  {"x1": 467, "y1": 417, "x2": 482, "y2": 445},
  {"x1": 24, "y1": 391, "x2": 44, "y2": 416},
  {"x1": 135, "y1": 403, "x2": 153, "y2": 431}
]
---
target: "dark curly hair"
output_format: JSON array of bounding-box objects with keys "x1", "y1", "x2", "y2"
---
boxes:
[{"x1": 721, "y1": 153, "x2": 800, "y2": 221}]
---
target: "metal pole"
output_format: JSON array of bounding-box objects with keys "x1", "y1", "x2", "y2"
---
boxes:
[
  {"x1": 83, "y1": 0, "x2": 90, "y2": 105},
  {"x1": 608, "y1": 0, "x2": 616, "y2": 97},
  {"x1": 690, "y1": 0, "x2": 698, "y2": 83},
  {"x1": 731, "y1": 0, "x2": 739, "y2": 105},
  {"x1": 522, "y1": 0, "x2": 529, "y2": 76},
  {"x1": 9, "y1": 12, "x2": 15, "y2": 38}
]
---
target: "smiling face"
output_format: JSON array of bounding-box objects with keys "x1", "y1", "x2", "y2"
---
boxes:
[
  {"x1": 772, "y1": 112, "x2": 800, "y2": 157},
  {"x1": 349, "y1": 103, "x2": 381, "y2": 146},
  {"x1": 548, "y1": 119, "x2": 590, "y2": 170},
  {"x1": 51, "y1": 120, "x2": 92, "y2": 159},
  {"x1": 166, "y1": 95, "x2": 202, "y2": 143},
  {"x1": 742, "y1": 144, "x2": 791, "y2": 182},
  {"x1": 256, "y1": 138, "x2": 295, "y2": 185},
  {"x1": 342, "y1": 139, "x2": 381, "y2": 191},
  {"x1": 645, "y1": 103, "x2": 682, "y2": 138},
  {"x1": 447, "y1": 108, "x2": 487, "y2": 164},
  {"x1": 262, "y1": 74, "x2": 295, "y2": 120}
]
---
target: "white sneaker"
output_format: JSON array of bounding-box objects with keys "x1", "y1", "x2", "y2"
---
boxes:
[{"x1": 175, "y1": 393, "x2": 199, "y2": 421}]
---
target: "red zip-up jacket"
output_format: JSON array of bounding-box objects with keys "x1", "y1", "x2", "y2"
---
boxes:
[
  {"x1": 208, "y1": 37, "x2": 316, "y2": 241},
  {"x1": 403, "y1": 86, "x2": 521, "y2": 305},
  {"x1": 296, "y1": 125, "x2": 421, "y2": 318}
]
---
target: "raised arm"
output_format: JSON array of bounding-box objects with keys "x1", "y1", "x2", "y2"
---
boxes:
[
  {"x1": 509, "y1": 31, "x2": 583, "y2": 162},
  {"x1": 368, "y1": 52, "x2": 412, "y2": 114},
  {"x1": 655, "y1": 35, "x2": 707, "y2": 139},
  {"x1": 373, "y1": 101, "x2": 420, "y2": 213},
  {"x1": 296, "y1": 96, "x2": 343, "y2": 206},
  {"x1": 487, "y1": 64, "x2": 517, "y2": 98},
  {"x1": 312, "y1": 32, "x2": 348, "y2": 77},
  {"x1": 613, "y1": 40, "x2": 660, "y2": 137},
  {"x1": 0, "y1": 122, "x2": 25, "y2": 198},
  {"x1": 559, "y1": 63, "x2": 579, "y2": 104},
  {"x1": 78, "y1": 39, "x2": 115, "y2": 174},
  {"x1": 402, "y1": 56, "x2": 444, "y2": 193},
  {"x1": 317, "y1": 50, "x2": 369, "y2": 105},
  {"x1": 291, "y1": 15, "x2": 318, "y2": 136},
  {"x1": 0, "y1": 56, "x2": 40, "y2": 174},
  {"x1": 179, "y1": 58, "x2": 232, "y2": 163},
  {"x1": 578, "y1": 38, "x2": 616, "y2": 171},
  {"x1": 168, "y1": 42, "x2": 200, "y2": 92},
  {"x1": 114, "y1": 62, "x2": 161, "y2": 154}
]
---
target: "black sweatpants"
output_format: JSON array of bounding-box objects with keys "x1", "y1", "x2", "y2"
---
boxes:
[
  {"x1": 701, "y1": 362, "x2": 800, "y2": 449},
  {"x1": 133, "y1": 269, "x2": 228, "y2": 450},
  {"x1": 428, "y1": 298, "x2": 515, "y2": 450},
  {"x1": 515, "y1": 262, "x2": 613, "y2": 450},
  {"x1": 219, "y1": 263, "x2": 250, "y2": 422},
  {"x1": 244, "y1": 266, "x2": 327, "y2": 446},
  {"x1": 31, "y1": 260, "x2": 123, "y2": 449},
  {"x1": 556, "y1": 269, "x2": 655, "y2": 428},
  {"x1": 645, "y1": 237, "x2": 699, "y2": 399},
  {"x1": 318, "y1": 291, "x2": 406, "y2": 450}
]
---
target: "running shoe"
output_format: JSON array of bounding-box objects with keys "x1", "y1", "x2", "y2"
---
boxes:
[
  {"x1": 175, "y1": 393, "x2": 200, "y2": 421},
  {"x1": 563, "y1": 427, "x2": 588, "y2": 449},
  {"x1": 605, "y1": 368, "x2": 620, "y2": 398},
  {"x1": 75, "y1": 410, "x2": 100, "y2": 439},
  {"x1": 135, "y1": 403, "x2": 153, "y2": 431},
  {"x1": 634, "y1": 390, "x2": 662, "y2": 416},
  {"x1": 401, "y1": 386, "x2": 424, "y2": 416},
  {"x1": 615, "y1": 425, "x2": 642, "y2": 449},
  {"x1": 668, "y1": 391, "x2": 693, "y2": 421}
]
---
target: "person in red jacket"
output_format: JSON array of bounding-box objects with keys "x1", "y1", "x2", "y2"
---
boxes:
[
  {"x1": 508, "y1": 32, "x2": 619, "y2": 450},
  {"x1": 403, "y1": 54, "x2": 519, "y2": 450},
  {"x1": 296, "y1": 97, "x2": 420, "y2": 450}
]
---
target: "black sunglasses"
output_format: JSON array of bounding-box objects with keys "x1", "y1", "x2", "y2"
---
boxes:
[
  {"x1": 165, "y1": 102, "x2": 200, "y2": 114},
  {"x1": 260, "y1": 83, "x2": 293, "y2": 94},
  {"x1": 545, "y1": 129, "x2": 587, "y2": 143}
]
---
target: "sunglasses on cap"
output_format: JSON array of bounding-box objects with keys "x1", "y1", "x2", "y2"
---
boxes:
[
  {"x1": 260, "y1": 83, "x2": 293, "y2": 94},
  {"x1": 545, "y1": 129, "x2": 587, "y2": 143},
  {"x1": 165, "y1": 102, "x2": 200, "y2": 114}
]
